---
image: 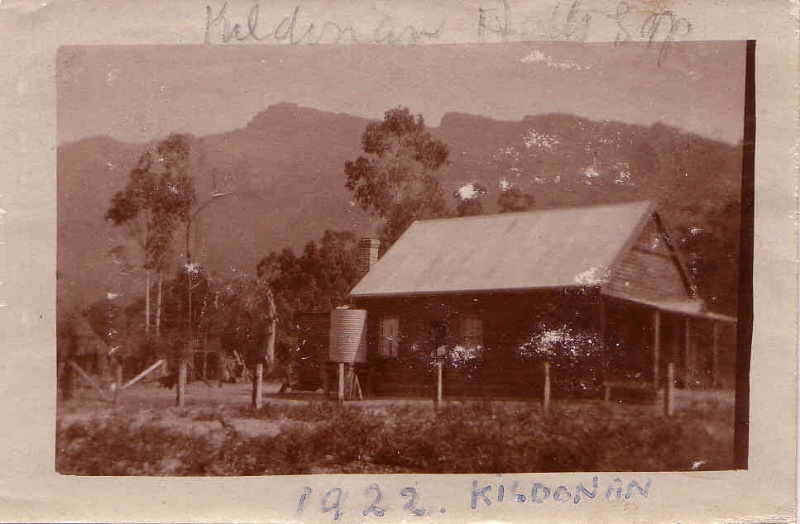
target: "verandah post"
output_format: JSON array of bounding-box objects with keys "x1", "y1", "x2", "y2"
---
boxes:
[
  {"x1": 684, "y1": 316, "x2": 692, "y2": 389},
  {"x1": 652, "y1": 309, "x2": 661, "y2": 388},
  {"x1": 664, "y1": 362, "x2": 675, "y2": 416},
  {"x1": 599, "y1": 295, "x2": 607, "y2": 384}
]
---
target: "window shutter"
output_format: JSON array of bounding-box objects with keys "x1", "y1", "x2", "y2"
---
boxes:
[
  {"x1": 460, "y1": 314, "x2": 483, "y2": 348},
  {"x1": 380, "y1": 316, "x2": 400, "y2": 357}
]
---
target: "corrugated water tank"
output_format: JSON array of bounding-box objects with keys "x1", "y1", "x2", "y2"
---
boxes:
[{"x1": 328, "y1": 309, "x2": 368, "y2": 363}]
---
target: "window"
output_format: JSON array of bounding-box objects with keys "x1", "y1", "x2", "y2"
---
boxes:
[
  {"x1": 459, "y1": 314, "x2": 483, "y2": 348},
  {"x1": 379, "y1": 316, "x2": 400, "y2": 357}
]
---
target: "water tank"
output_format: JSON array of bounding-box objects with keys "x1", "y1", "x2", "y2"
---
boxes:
[{"x1": 329, "y1": 309, "x2": 368, "y2": 363}]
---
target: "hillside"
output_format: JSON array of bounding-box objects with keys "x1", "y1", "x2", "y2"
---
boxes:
[{"x1": 57, "y1": 103, "x2": 743, "y2": 313}]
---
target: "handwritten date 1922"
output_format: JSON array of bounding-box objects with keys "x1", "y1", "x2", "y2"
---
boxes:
[{"x1": 297, "y1": 484, "x2": 434, "y2": 521}]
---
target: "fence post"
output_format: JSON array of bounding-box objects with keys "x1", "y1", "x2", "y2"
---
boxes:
[
  {"x1": 664, "y1": 363, "x2": 675, "y2": 416},
  {"x1": 113, "y1": 361, "x2": 123, "y2": 404},
  {"x1": 435, "y1": 361, "x2": 443, "y2": 411},
  {"x1": 253, "y1": 363, "x2": 264, "y2": 409},
  {"x1": 543, "y1": 361, "x2": 551, "y2": 413},
  {"x1": 338, "y1": 362, "x2": 345, "y2": 404},
  {"x1": 176, "y1": 360, "x2": 187, "y2": 407}
]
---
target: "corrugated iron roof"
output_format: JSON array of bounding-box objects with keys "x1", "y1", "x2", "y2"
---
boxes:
[{"x1": 351, "y1": 201, "x2": 656, "y2": 297}]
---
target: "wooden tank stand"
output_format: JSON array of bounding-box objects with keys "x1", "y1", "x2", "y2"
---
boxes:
[{"x1": 336, "y1": 363, "x2": 363, "y2": 402}]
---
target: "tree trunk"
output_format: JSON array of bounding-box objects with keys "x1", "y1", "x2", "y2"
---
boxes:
[
  {"x1": 266, "y1": 319, "x2": 277, "y2": 374},
  {"x1": 144, "y1": 208, "x2": 151, "y2": 335},
  {"x1": 156, "y1": 271, "x2": 163, "y2": 336},
  {"x1": 181, "y1": 220, "x2": 192, "y2": 408},
  {"x1": 265, "y1": 288, "x2": 277, "y2": 374},
  {"x1": 145, "y1": 272, "x2": 151, "y2": 335}
]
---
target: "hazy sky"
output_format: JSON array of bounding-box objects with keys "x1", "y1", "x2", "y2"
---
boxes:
[{"x1": 57, "y1": 41, "x2": 746, "y2": 145}]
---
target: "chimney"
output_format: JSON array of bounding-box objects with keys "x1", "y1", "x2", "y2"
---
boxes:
[{"x1": 357, "y1": 238, "x2": 380, "y2": 279}]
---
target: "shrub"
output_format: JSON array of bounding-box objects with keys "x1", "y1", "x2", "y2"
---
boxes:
[
  {"x1": 515, "y1": 324, "x2": 604, "y2": 395},
  {"x1": 57, "y1": 396, "x2": 734, "y2": 475}
]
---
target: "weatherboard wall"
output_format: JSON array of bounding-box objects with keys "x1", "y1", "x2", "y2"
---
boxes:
[
  {"x1": 353, "y1": 290, "x2": 733, "y2": 396},
  {"x1": 353, "y1": 290, "x2": 604, "y2": 398}
]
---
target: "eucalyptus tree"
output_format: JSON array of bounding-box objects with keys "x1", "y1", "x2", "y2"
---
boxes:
[
  {"x1": 106, "y1": 144, "x2": 174, "y2": 336},
  {"x1": 106, "y1": 134, "x2": 197, "y2": 406},
  {"x1": 344, "y1": 106, "x2": 450, "y2": 248}
]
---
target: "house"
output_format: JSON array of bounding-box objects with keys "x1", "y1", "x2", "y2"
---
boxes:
[
  {"x1": 349, "y1": 201, "x2": 737, "y2": 398},
  {"x1": 57, "y1": 305, "x2": 109, "y2": 372},
  {"x1": 57, "y1": 303, "x2": 112, "y2": 399}
]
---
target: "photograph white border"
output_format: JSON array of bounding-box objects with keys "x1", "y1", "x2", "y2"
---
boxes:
[{"x1": 0, "y1": 0, "x2": 796, "y2": 522}]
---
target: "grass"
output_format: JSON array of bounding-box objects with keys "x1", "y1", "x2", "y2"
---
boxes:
[{"x1": 56, "y1": 388, "x2": 735, "y2": 475}]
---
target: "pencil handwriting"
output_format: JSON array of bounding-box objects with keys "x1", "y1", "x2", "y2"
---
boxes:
[{"x1": 205, "y1": 2, "x2": 444, "y2": 45}]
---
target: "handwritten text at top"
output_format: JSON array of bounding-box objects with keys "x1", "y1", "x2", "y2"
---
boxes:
[
  {"x1": 204, "y1": 2, "x2": 445, "y2": 45},
  {"x1": 477, "y1": 0, "x2": 692, "y2": 65},
  {"x1": 204, "y1": 0, "x2": 692, "y2": 65}
]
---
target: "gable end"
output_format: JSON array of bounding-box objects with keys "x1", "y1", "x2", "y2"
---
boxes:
[{"x1": 604, "y1": 213, "x2": 695, "y2": 303}]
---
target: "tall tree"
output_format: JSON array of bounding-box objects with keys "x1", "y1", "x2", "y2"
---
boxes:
[
  {"x1": 345, "y1": 107, "x2": 450, "y2": 247},
  {"x1": 106, "y1": 133, "x2": 197, "y2": 407},
  {"x1": 153, "y1": 134, "x2": 198, "y2": 407},
  {"x1": 678, "y1": 200, "x2": 741, "y2": 316},
  {"x1": 105, "y1": 139, "x2": 184, "y2": 336}
]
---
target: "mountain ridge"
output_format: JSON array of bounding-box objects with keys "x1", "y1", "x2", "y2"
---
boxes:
[{"x1": 58, "y1": 103, "x2": 743, "y2": 312}]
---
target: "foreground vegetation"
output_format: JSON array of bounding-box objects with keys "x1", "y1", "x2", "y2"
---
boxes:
[{"x1": 57, "y1": 393, "x2": 734, "y2": 475}]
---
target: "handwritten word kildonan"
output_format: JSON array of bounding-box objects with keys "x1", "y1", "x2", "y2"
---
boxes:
[
  {"x1": 205, "y1": 2, "x2": 444, "y2": 44},
  {"x1": 470, "y1": 476, "x2": 651, "y2": 509}
]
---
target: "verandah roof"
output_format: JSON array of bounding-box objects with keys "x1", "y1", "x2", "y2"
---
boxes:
[{"x1": 603, "y1": 291, "x2": 738, "y2": 323}]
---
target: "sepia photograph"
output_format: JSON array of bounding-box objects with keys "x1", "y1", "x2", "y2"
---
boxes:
[{"x1": 55, "y1": 41, "x2": 749, "y2": 476}]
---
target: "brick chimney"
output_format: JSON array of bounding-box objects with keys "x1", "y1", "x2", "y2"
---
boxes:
[{"x1": 357, "y1": 238, "x2": 380, "y2": 279}]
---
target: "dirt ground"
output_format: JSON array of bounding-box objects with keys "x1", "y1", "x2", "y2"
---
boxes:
[
  {"x1": 56, "y1": 377, "x2": 735, "y2": 433},
  {"x1": 57, "y1": 378, "x2": 458, "y2": 436}
]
